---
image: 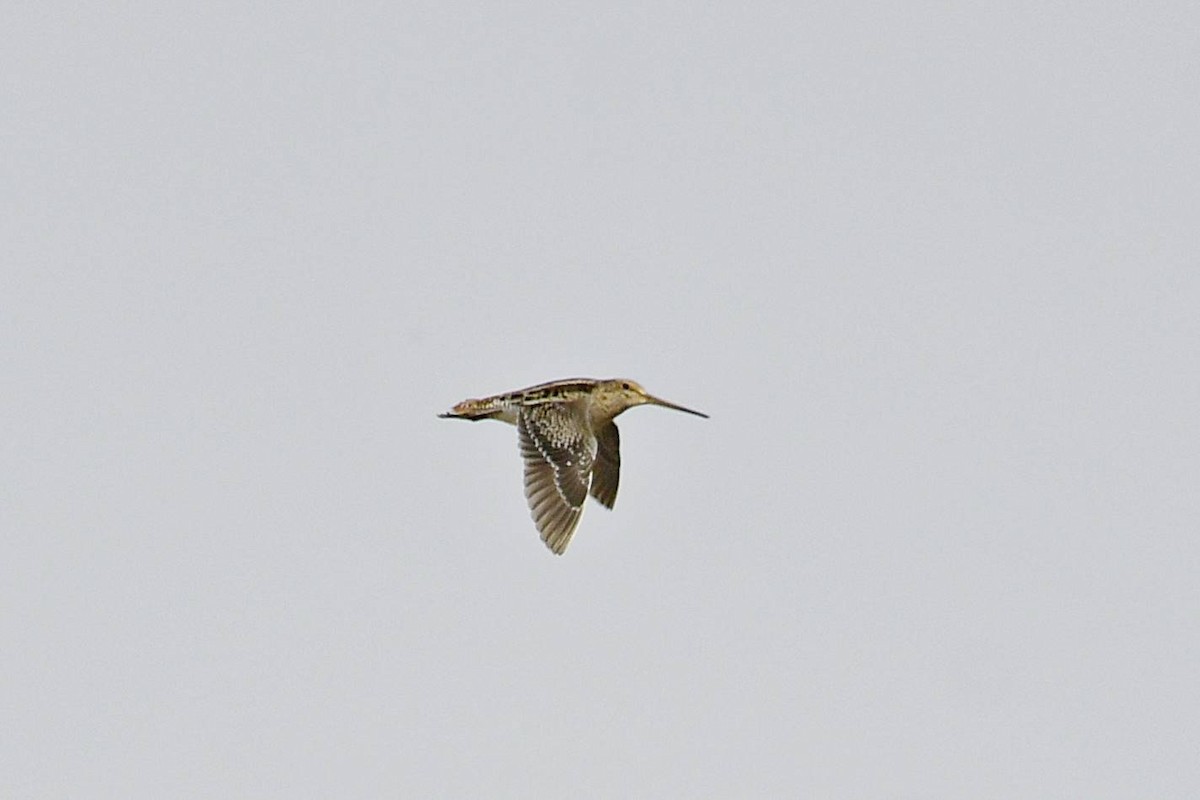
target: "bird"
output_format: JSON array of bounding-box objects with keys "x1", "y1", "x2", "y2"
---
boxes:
[{"x1": 439, "y1": 378, "x2": 708, "y2": 554}]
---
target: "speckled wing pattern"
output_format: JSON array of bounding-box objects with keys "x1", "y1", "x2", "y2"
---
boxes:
[
  {"x1": 589, "y1": 420, "x2": 620, "y2": 509},
  {"x1": 518, "y1": 403, "x2": 598, "y2": 554}
]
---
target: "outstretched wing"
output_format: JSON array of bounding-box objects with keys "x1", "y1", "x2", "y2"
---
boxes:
[
  {"x1": 518, "y1": 403, "x2": 597, "y2": 554},
  {"x1": 590, "y1": 420, "x2": 620, "y2": 509}
]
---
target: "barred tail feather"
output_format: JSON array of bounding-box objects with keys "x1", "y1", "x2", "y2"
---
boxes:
[{"x1": 438, "y1": 397, "x2": 504, "y2": 421}]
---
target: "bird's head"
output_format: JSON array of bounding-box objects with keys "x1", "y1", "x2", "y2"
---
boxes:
[{"x1": 597, "y1": 379, "x2": 708, "y2": 419}]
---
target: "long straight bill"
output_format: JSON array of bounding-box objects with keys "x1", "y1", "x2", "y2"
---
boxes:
[{"x1": 647, "y1": 395, "x2": 709, "y2": 418}]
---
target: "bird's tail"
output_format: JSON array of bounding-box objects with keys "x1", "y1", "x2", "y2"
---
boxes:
[{"x1": 438, "y1": 397, "x2": 505, "y2": 421}]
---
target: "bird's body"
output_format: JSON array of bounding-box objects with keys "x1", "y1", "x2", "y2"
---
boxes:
[{"x1": 440, "y1": 378, "x2": 707, "y2": 554}]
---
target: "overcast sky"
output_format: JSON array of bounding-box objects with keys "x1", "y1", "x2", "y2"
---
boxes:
[{"x1": 4, "y1": 3, "x2": 1198, "y2": 797}]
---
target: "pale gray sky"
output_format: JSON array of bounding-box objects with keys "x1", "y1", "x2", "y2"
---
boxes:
[{"x1": 4, "y1": 3, "x2": 1198, "y2": 797}]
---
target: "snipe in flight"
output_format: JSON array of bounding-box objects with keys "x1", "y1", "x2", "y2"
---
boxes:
[{"x1": 439, "y1": 378, "x2": 708, "y2": 554}]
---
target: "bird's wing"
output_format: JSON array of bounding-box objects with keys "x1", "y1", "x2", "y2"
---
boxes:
[
  {"x1": 518, "y1": 403, "x2": 597, "y2": 554},
  {"x1": 590, "y1": 420, "x2": 620, "y2": 509}
]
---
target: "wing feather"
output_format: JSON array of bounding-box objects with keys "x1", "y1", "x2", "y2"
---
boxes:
[
  {"x1": 518, "y1": 404, "x2": 597, "y2": 554},
  {"x1": 590, "y1": 420, "x2": 621, "y2": 509}
]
